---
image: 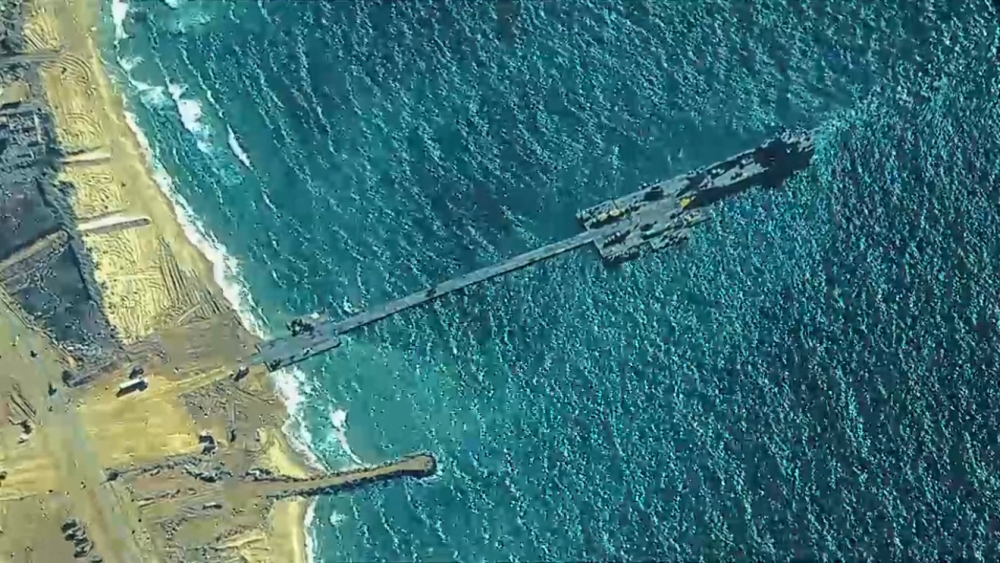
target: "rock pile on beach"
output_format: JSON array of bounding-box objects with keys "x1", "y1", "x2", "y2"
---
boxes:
[
  {"x1": 181, "y1": 461, "x2": 232, "y2": 483},
  {"x1": 61, "y1": 517, "x2": 102, "y2": 561},
  {"x1": 244, "y1": 467, "x2": 276, "y2": 481}
]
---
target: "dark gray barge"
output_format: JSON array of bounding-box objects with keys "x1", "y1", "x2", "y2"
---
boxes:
[{"x1": 247, "y1": 130, "x2": 817, "y2": 372}]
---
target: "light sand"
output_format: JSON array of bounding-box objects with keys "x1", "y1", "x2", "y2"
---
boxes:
[
  {"x1": 24, "y1": 0, "x2": 220, "y2": 342},
  {"x1": 271, "y1": 499, "x2": 312, "y2": 563},
  {"x1": 8, "y1": 0, "x2": 316, "y2": 561},
  {"x1": 261, "y1": 429, "x2": 313, "y2": 563}
]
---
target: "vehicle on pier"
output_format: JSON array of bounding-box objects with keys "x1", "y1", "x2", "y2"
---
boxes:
[
  {"x1": 286, "y1": 312, "x2": 331, "y2": 336},
  {"x1": 116, "y1": 377, "x2": 148, "y2": 397}
]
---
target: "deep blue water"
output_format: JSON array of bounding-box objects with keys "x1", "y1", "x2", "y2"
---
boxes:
[{"x1": 106, "y1": 1, "x2": 1000, "y2": 561}]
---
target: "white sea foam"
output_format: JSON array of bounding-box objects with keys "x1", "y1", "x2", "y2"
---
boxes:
[
  {"x1": 303, "y1": 499, "x2": 319, "y2": 563},
  {"x1": 116, "y1": 57, "x2": 168, "y2": 109},
  {"x1": 162, "y1": 0, "x2": 182, "y2": 8},
  {"x1": 117, "y1": 55, "x2": 142, "y2": 73},
  {"x1": 329, "y1": 407, "x2": 364, "y2": 466},
  {"x1": 121, "y1": 107, "x2": 326, "y2": 473},
  {"x1": 329, "y1": 511, "x2": 347, "y2": 527},
  {"x1": 169, "y1": 7, "x2": 212, "y2": 35},
  {"x1": 111, "y1": 0, "x2": 129, "y2": 44},
  {"x1": 131, "y1": 79, "x2": 168, "y2": 108},
  {"x1": 330, "y1": 408, "x2": 347, "y2": 429},
  {"x1": 166, "y1": 82, "x2": 212, "y2": 153},
  {"x1": 226, "y1": 126, "x2": 253, "y2": 169}
]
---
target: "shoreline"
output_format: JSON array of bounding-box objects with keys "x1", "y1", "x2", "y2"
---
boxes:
[
  {"x1": 115, "y1": 48, "x2": 325, "y2": 563},
  {"x1": 119, "y1": 95, "x2": 327, "y2": 474},
  {"x1": 120, "y1": 113, "x2": 323, "y2": 563},
  {"x1": 102, "y1": 7, "x2": 327, "y2": 476},
  {"x1": 97, "y1": 5, "x2": 324, "y2": 563},
  {"x1": 29, "y1": 0, "x2": 322, "y2": 560}
]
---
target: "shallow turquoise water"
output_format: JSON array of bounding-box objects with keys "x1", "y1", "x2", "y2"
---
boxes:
[{"x1": 106, "y1": 1, "x2": 1000, "y2": 561}]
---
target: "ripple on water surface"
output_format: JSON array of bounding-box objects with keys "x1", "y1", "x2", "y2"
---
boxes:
[{"x1": 107, "y1": 1, "x2": 1000, "y2": 561}]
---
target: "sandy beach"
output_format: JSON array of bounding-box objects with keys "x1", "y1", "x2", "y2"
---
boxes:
[{"x1": 3, "y1": 0, "x2": 317, "y2": 560}]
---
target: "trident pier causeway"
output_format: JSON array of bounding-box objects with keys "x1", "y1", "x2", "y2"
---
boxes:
[{"x1": 247, "y1": 129, "x2": 817, "y2": 373}]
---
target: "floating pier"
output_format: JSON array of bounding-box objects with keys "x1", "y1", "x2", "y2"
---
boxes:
[{"x1": 248, "y1": 130, "x2": 817, "y2": 372}]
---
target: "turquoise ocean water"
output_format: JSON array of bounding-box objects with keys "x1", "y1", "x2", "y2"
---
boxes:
[{"x1": 104, "y1": 1, "x2": 1000, "y2": 561}]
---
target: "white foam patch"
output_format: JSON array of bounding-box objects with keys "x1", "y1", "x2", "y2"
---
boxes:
[
  {"x1": 111, "y1": 0, "x2": 129, "y2": 44},
  {"x1": 329, "y1": 407, "x2": 364, "y2": 466},
  {"x1": 118, "y1": 55, "x2": 142, "y2": 73},
  {"x1": 169, "y1": 7, "x2": 212, "y2": 35},
  {"x1": 330, "y1": 408, "x2": 347, "y2": 429},
  {"x1": 132, "y1": 79, "x2": 168, "y2": 108},
  {"x1": 115, "y1": 57, "x2": 168, "y2": 109},
  {"x1": 329, "y1": 511, "x2": 347, "y2": 527},
  {"x1": 260, "y1": 189, "x2": 278, "y2": 214},
  {"x1": 304, "y1": 499, "x2": 319, "y2": 563},
  {"x1": 167, "y1": 82, "x2": 212, "y2": 153},
  {"x1": 227, "y1": 126, "x2": 253, "y2": 169},
  {"x1": 162, "y1": 0, "x2": 182, "y2": 8},
  {"x1": 203, "y1": 89, "x2": 254, "y2": 172},
  {"x1": 121, "y1": 108, "x2": 326, "y2": 474}
]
